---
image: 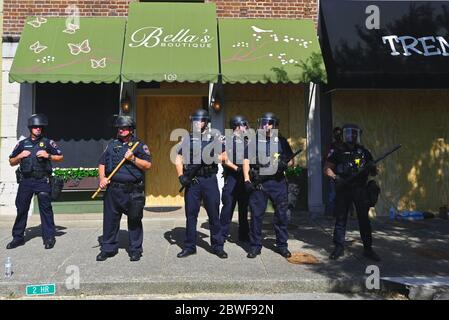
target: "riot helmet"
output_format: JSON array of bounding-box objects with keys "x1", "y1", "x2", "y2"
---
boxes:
[
  {"x1": 190, "y1": 108, "x2": 210, "y2": 133},
  {"x1": 257, "y1": 112, "x2": 279, "y2": 129},
  {"x1": 230, "y1": 115, "x2": 248, "y2": 131},
  {"x1": 27, "y1": 114, "x2": 48, "y2": 128},
  {"x1": 342, "y1": 123, "x2": 362, "y2": 145},
  {"x1": 113, "y1": 115, "x2": 136, "y2": 129}
]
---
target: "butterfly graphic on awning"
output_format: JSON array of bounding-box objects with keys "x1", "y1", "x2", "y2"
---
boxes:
[
  {"x1": 29, "y1": 41, "x2": 47, "y2": 54},
  {"x1": 67, "y1": 39, "x2": 91, "y2": 55},
  {"x1": 63, "y1": 23, "x2": 80, "y2": 34},
  {"x1": 27, "y1": 17, "x2": 48, "y2": 28},
  {"x1": 90, "y1": 58, "x2": 106, "y2": 69}
]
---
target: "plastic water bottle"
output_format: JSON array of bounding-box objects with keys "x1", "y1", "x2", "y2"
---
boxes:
[
  {"x1": 389, "y1": 207, "x2": 396, "y2": 220},
  {"x1": 4, "y1": 257, "x2": 12, "y2": 278}
]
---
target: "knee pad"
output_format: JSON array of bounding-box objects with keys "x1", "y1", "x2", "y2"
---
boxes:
[{"x1": 37, "y1": 192, "x2": 51, "y2": 201}]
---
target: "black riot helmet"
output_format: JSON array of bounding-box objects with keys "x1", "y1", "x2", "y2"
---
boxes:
[
  {"x1": 190, "y1": 108, "x2": 210, "y2": 133},
  {"x1": 257, "y1": 112, "x2": 279, "y2": 129},
  {"x1": 190, "y1": 108, "x2": 210, "y2": 123},
  {"x1": 113, "y1": 115, "x2": 136, "y2": 129},
  {"x1": 230, "y1": 115, "x2": 248, "y2": 130},
  {"x1": 27, "y1": 114, "x2": 48, "y2": 128},
  {"x1": 342, "y1": 123, "x2": 362, "y2": 145}
]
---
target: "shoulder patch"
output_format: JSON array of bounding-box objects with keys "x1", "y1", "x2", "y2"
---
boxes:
[
  {"x1": 143, "y1": 144, "x2": 151, "y2": 155},
  {"x1": 49, "y1": 140, "x2": 58, "y2": 148}
]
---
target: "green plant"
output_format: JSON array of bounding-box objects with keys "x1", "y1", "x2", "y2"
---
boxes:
[
  {"x1": 285, "y1": 165, "x2": 304, "y2": 177},
  {"x1": 52, "y1": 167, "x2": 98, "y2": 182}
]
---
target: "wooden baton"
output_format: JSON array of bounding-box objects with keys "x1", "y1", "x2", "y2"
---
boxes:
[{"x1": 91, "y1": 142, "x2": 140, "y2": 199}]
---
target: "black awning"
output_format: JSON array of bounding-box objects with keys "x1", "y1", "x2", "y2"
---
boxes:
[{"x1": 319, "y1": 0, "x2": 449, "y2": 89}]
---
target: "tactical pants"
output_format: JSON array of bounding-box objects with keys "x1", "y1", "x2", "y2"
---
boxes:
[
  {"x1": 219, "y1": 173, "x2": 249, "y2": 241},
  {"x1": 326, "y1": 178, "x2": 337, "y2": 216},
  {"x1": 333, "y1": 186, "x2": 372, "y2": 250},
  {"x1": 102, "y1": 183, "x2": 145, "y2": 254},
  {"x1": 248, "y1": 179, "x2": 289, "y2": 252},
  {"x1": 184, "y1": 175, "x2": 222, "y2": 252},
  {"x1": 13, "y1": 177, "x2": 55, "y2": 241}
]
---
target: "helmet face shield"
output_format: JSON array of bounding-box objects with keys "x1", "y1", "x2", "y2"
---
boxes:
[
  {"x1": 230, "y1": 115, "x2": 248, "y2": 132},
  {"x1": 342, "y1": 127, "x2": 361, "y2": 144},
  {"x1": 191, "y1": 116, "x2": 209, "y2": 133},
  {"x1": 234, "y1": 120, "x2": 248, "y2": 131},
  {"x1": 258, "y1": 118, "x2": 277, "y2": 129}
]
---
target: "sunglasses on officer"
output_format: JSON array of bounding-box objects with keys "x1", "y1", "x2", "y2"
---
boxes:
[
  {"x1": 30, "y1": 126, "x2": 43, "y2": 129},
  {"x1": 260, "y1": 119, "x2": 275, "y2": 126}
]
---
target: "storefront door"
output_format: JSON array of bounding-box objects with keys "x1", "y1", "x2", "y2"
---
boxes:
[{"x1": 136, "y1": 96, "x2": 202, "y2": 207}]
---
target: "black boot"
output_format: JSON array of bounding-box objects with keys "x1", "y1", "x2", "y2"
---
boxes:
[
  {"x1": 329, "y1": 246, "x2": 344, "y2": 260},
  {"x1": 44, "y1": 238, "x2": 56, "y2": 249},
  {"x1": 6, "y1": 239, "x2": 25, "y2": 249},
  {"x1": 363, "y1": 248, "x2": 381, "y2": 262}
]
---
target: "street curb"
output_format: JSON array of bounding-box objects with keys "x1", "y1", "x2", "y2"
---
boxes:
[{"x1": 0, "y1": 278, "x2": 368, "y2": 298}]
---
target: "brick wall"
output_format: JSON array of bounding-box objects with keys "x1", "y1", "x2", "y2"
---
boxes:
[
  {"x1": 3, "y1": 0, "x2": 133, "y2": 37},
  {"x1": 213, "y1": 0, "x2": 318, "y2": 20},
  {"x1": 3, "y1": 0, "x2": 318, "y2": 37}
]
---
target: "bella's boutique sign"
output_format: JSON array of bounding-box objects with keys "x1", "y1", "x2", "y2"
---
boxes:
[{"x1": 129, "y1": 27, "x2": 214, "y2": 49}]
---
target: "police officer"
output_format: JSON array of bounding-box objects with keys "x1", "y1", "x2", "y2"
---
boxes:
[
  {"x1": 324, "y1": 123, "x2": 380, "y2": 262},
  {"x1": 7, "y1": 114, "x2": 64, "y2": 250},
  {"x1": 243, "y1": 112, "x2": 293, "y2": 259},
  {"x1": 176, "y1": 109, "x2": 227, "y2": 259},
  {"x1": 220, "y1": 115, "x2": 250, "y2": 243},
  {"x1": 96, "y1": 115, "x2": 152, "y2": 262}
]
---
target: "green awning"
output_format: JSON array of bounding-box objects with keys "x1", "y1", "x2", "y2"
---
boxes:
[
  {"x1": 219, "y1": 19, "x2": 327, "y2": 84},
  {"x1": 121, "y1": 3, "x2": 219, "y2": 83},
  {"x1": 9, "y1": 17, "x2": 126, "y2": 83}
]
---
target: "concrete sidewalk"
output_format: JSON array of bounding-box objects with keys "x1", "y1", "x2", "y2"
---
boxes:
[{"x1": 0, "y1": 209, "x2": 448, "y2": 299}]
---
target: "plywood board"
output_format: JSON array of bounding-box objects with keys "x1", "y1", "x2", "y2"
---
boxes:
[
  {"x1": 333, "y1": 90, "x2": 449, "y2": 215},
  {"x1": 137, "y1": 96, "x2": 202, "y2": 206}
]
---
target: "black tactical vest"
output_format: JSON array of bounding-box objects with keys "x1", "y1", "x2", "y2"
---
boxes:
[
  {"x1": 19, "y1": 137, "x2": 52, "y2": 178},
  {"x1": 184, "y1": 133, "x2": 218, "y2": 175},
  {"x1": 335, "y1": 144, "x2": 370, "y2": 185},
  {"x1": 249, "y1": 135, "x2": 286, "y2": 179}
]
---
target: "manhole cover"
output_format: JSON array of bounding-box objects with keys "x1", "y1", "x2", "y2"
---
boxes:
[{"x1": 287, "y1": 251, "x2": 320, "y2": 264}]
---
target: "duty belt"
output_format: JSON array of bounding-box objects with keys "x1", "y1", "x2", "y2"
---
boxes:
[
  {"x1": 195, "y1": 166, "x2": 217, "y2": 177},
  {"x1": 110, "y1": 181, "x2": 144, "y2": 193},
  {"x1": 22, "y1": 172, "x2": 50, "y2": 179}
]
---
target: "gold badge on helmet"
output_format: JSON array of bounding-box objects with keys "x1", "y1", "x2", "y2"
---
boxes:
[
  {"x1": 39, "y1": 142, "x2": 44, "y2": 148},
  {"x1": 355, "y1": 158, "x2": 361, "y2": 167}
]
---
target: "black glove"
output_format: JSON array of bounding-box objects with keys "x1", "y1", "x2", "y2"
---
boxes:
[
  {"x1": 178, "y1": 175, "x2": 191, "y2": 187},
  {"x1": 245, "y1": 181, "x2": 256, "y2": 194},
  {"x1": 277, "y1": 160, "x2": 289, "y2": 172},
  {"x1": 333, "y1": 175, "x2": 345, "y2": 188}
]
